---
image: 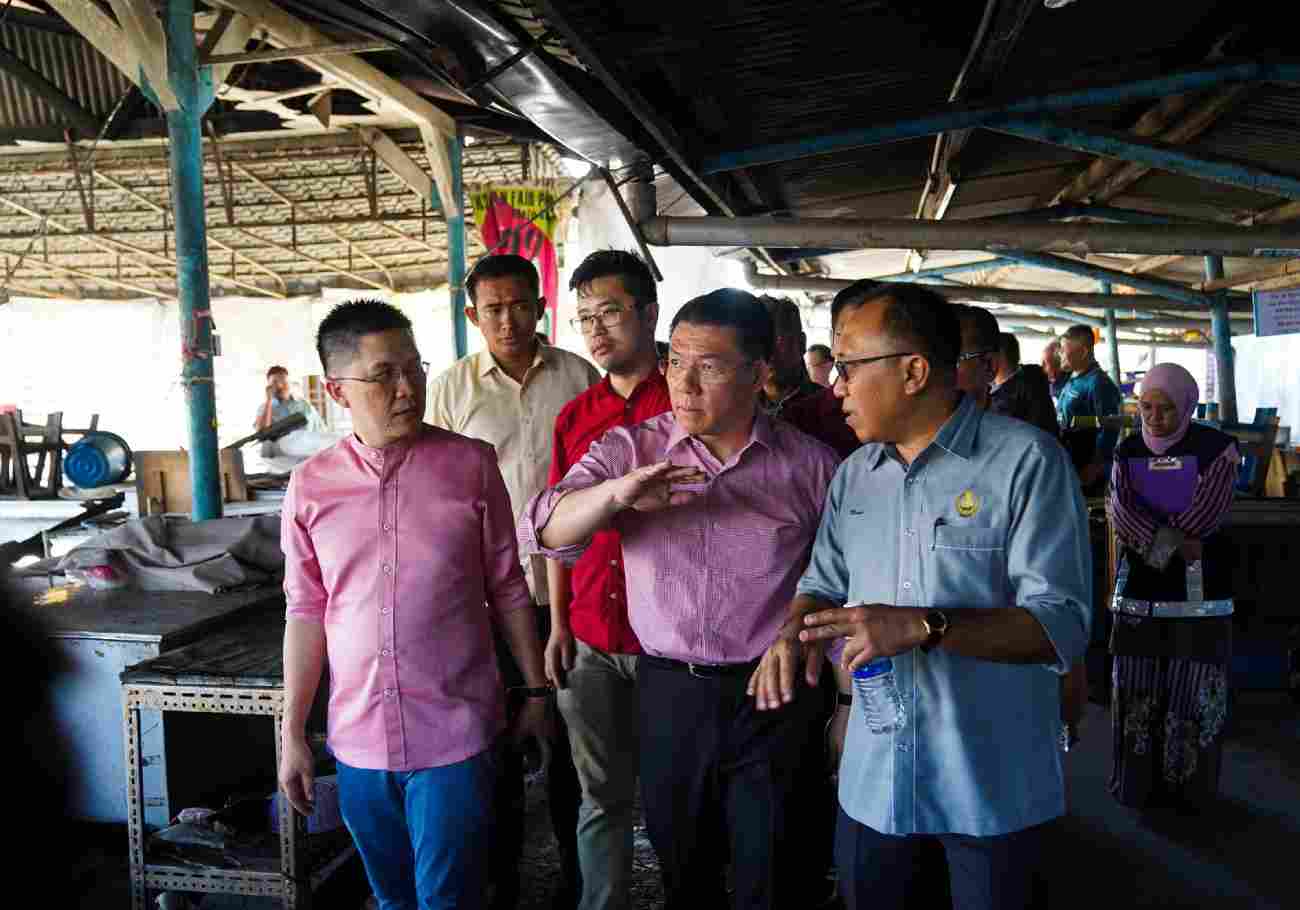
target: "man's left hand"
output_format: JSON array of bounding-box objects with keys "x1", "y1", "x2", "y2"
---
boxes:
[
  {"x1": 510, "y1": 697, "x2": 554, "y2": 771},
  {"x1": 748, "y1": 628, "x2": 825, "y2": 711},
  {"x1": 800, "y1": 604, "x2": 929, "y2": 671}
]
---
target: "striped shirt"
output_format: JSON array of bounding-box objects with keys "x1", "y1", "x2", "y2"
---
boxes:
[
  {"x1": 1108, "y1": 429, "x2": 1239, "y2": 552},
  {"x1": 519, "y1": 411, "x2": 840, "y2": 664}
]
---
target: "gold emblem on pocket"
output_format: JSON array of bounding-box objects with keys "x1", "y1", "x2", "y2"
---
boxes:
[{"x1": 955, "y1": 489, "x2": 980, "y2": 518}]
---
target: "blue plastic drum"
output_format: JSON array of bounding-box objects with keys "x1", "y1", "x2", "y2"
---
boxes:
[{"x1": 64, "y1": 431, "x2": 133, "y2": 488}]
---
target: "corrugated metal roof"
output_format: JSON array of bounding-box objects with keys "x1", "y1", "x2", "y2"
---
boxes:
[{"x1": 0, "y1": 17, "x2": 134, "y2": 130}]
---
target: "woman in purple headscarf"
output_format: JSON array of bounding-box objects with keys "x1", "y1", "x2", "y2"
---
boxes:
[{"x1": 1106, "y1": 363, "x2": 1239, "y2": 810}]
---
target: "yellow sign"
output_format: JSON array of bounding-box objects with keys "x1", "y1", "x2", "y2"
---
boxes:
[{"x1": 955, "y1": 489, "x2": 980, "y2": 518}]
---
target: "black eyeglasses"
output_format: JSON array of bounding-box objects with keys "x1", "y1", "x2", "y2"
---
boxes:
[
  {"x1": 328, "y1": 362, "x2": 430, "y2": 387},
  {"x1": 831, "y1": 351, "x2": 916, "y2": 385}
]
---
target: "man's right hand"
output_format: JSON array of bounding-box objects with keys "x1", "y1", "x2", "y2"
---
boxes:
[
  {"x1": 608, "y1": 461, "x2": 709, "y2": 513},
  {"x1": 545, "y1": 625, "x2": 576, "y2": 689},
  {"x1": 277, "y1": 731, "x2": 315, "y2": 817},
  {"x1": 266, "y1": 382, "x2": 278, "y2": 403}
]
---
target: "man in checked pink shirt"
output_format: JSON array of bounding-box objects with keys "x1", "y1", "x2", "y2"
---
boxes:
[
  {"x1": 520, "y1": 289, "x2": 840, "y2": 910},
  {"x1": 278, "y1": 300, "x2": 551, "y2": 909}
]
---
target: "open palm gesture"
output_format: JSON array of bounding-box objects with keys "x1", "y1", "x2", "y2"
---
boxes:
[{"x1": 611, "y1": 461, "x2": 709, "y2": 513}]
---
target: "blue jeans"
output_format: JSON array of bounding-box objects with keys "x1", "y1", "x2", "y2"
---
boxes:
[{"x1": 337, "y1": 749, "x2": 496, "y2": 910}]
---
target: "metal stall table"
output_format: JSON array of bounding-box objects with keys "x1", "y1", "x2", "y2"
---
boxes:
[
  {"x1": 120, "y1": 611, "x2": 352, "y2": 910},
  {"x1": 6, "y1": 578, "x2": 280, "y2": 826}
]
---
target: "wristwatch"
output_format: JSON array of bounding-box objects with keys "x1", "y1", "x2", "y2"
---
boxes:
[
  {"x1": 836, "y1": 692, "x2": 852, "y2": 707},
  {"x1": 919, "y1": 609, "x2": 949, "y2": 653},
  {"x1": 516, "y1": 685, "x2": 554, "y2": 700}
]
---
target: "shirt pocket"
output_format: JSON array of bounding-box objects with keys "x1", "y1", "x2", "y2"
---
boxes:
[{"x1": 929, "y1": 523, "x2": 1008, "y2": 606}]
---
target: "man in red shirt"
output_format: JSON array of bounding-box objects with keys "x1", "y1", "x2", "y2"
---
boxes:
[{"x1": 547, "y1": 251, "x2": 670, "y2": 910}]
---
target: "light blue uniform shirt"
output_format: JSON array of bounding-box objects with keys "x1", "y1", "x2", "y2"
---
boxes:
[{"x1": 798, "y1": 395, "x2": 1091, "y2": 837}]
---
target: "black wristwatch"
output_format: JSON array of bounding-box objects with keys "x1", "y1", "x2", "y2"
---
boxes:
[
  {"x1": 919, "y1": 609, "x2": 949, "y2": 653},
  {"x1": 836, "y1": 692, "x2": 852, "y2": 707},
  {"x1": 516, "y1": 686, "x2": 554, "y2": 700}
]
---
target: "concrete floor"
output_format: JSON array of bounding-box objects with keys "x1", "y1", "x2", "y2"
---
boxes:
[{"x1": 66, "y1": 691, "x2": 1297, "y2": 908}]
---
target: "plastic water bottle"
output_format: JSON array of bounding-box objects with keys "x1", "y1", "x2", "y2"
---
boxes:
[{"x1": 853, "y1": 658, "x2": 905, "y2": 734}]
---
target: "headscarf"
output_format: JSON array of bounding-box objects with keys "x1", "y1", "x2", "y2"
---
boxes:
[{"x1": 1139, "y1": 362, "x2": 1199, "y2": 455}]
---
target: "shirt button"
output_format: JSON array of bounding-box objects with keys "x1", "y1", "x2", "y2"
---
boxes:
[
  {"x1": 383, "y1": 523, "x2": 392, "y2": 532},
  {"x1": 902, "y1": 582, "x2": 913, "y2": 590},
  {"x1": 904, "y1": 529, "x2": 915, "y2": 537},
  {"x1": 905, "y1": 477, "x2": 915, "y2": 486},
  {"x1": 609, "y1": 592, "x2": 617, "y2": 599},
  {"x1": 381, "y1": 607, "x2": 391, "y2": 615},
  {"x1": 384, "y1": 688, "x2": 395, "y2": 698},
  {"x1": 382, "y1": 564, "x2": 392, "y2": 575},
  {"x1": 609, "y1": 560, "x2": 618, "y2": 567},
  {"x1": 381, "y1": 648, "x2": 391, "y2": 657}
]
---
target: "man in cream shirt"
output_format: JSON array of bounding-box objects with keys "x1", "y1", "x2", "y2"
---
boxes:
[{"x1": 426, "y1": 252, "x2": 598, "y2": 909}]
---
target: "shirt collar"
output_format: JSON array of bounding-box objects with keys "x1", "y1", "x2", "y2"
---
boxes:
[
  {"x1": 345, "y1": 425, "x2": 425, "y2": 460},
  {"x1": 477, "y1": 340, "x2": 550, "y2": 377},
  {"x1": 864, "y1": 394, "x2": 981, "y2": 470},
  {"x1": 599, "y1": 367, "x2": 668, "y2": 403},
  {"x1": 665, "y1": 408, "x2": 777, "y2": 457}
]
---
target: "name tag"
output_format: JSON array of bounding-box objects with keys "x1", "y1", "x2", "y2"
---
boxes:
[{"x1": 1148, "y1": 456, "x2": 1184, "y2": 472}]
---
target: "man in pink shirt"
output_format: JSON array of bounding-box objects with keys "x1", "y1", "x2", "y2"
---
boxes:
[
  {"x1": 520, "y1": 289, "x2": 841, "y2": 910},
  {"x1": 278, "y1": 299, "x2": 551, "y2": 909}
]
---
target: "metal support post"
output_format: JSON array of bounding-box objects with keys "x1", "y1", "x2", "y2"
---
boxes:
[
  {"x1": 447, "y1": 129, "x2": 468, "y2": 359},
  {"x1": 164, "y1": 0, "x2": 221, "y2": 520},
  {"x1": 1204, "y1": 255, "x2": 1238, "y2": 422}
]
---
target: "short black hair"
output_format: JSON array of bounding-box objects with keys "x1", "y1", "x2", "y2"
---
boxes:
[
  {"x1": 1063, "y1": 324, "x2": 1096, "y2": 348},
  {"x1": 807, "y1": 343, "x2": 832, "y2": 363},
  {"x1": 953, "y1": 304, "x2": 1000, "y2": 353},
  {"x1": 569, "y1": 249, "x2": 657, "y2": 308},
  {"x1": 759, "y1": 295, "x2": 804, "y2": 340},
  {"x1": 670, "y1": 288, "x2": 775, "y2": 362},
  {"x1": 466, "y1": 254, "x2": 540, "y2": 305},
  {"x1": 998, "y1": 332, "x2": 1021, "y2": 368},
  {"x1": 316, "y1": 299, "x2": 413, "y2": 374},
  {"x1": 266, "y1": 365, "x2": 288, "y2": 380},
  {"x1": 830, "y1": 281, "x2": 960, "y2": 373}
]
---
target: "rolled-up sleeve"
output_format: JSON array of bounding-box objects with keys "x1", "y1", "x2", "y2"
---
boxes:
[
  {"x1": 281, "y1": 470, "x2": 327, "y2": 623},
  {"x1": 1006, "y1": 441, "x2": 1093, "y2": 674},
  {"x1": 518, "y1": 429, "x2": 625, "y2": 564},
  {"x1": 480, "y1": 450, "x2": 532, "y2": 617}
]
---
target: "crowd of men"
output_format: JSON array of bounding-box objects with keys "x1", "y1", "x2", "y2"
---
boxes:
[{"x1": 278, "y1": 250, "x2": 1126, "y2": 910}]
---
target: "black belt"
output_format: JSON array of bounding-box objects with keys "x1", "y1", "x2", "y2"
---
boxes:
[{"x1": 641, "y1": 654, "x2": 759, "y2": 679}]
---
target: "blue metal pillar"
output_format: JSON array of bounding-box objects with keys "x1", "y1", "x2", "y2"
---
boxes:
[
  {"x1": 164, "y1": 0, "x2": 220, "y2": 520},
  {"x1": 447, "y1": 130, "x2": 468, "y2": 359},
  {"x1": 1101, "y1": 281, "x2": 1122, "y2": 386},
  {"x1": 1204, "y1": 255, "x2": 1238, "y2": 422}
]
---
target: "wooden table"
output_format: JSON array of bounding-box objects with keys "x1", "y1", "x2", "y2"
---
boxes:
[{"x1": 120, "y1": 611, "x2": 351, "y2": 910}]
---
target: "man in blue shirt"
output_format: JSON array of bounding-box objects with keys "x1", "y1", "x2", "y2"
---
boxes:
[
  {"x1": 748, "y1": 281, "x2": 1091, "y2": 910},
  {"x1": 1057, "y1": 324, "x2": 1124, "y2": 495}
]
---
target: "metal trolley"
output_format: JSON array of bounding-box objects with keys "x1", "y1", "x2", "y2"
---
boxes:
[{"x1": 120, "y1": 612, "x2": 352, "y2": 909}]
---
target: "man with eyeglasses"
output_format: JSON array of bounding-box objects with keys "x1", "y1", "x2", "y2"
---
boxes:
[
  {"x1": 952, "y1": 304, "x2": 1000, "y2": 409},
  {"x1": 278, "y1": 299, "x2": 552, "y2": 908},
  {"x1": 752, "y1": 281, "x2": 1090, "y2": 910},
  {"x1": 426, "y1": 253, "x2": 598, "y2": 909},
  {"x1": 519, "y1": 289, "x2": 841, "y2": 910},
  {"x1": 543, "y1": 250, "x2": 670, "y2": 910},
  {"x1": 760, "y1": 295, "x2": 860, "y2": 458}
]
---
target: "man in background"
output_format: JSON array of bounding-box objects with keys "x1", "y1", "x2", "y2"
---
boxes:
[
  {"x1": 761, "y1": 295, "x2": 859, "y2": 458},
  {"x1": 806, "y1": 343, "x2": 834, "y2": 387},
  {"x1": 952, "y1": 305, "x2": 1000, "y2": 409},
  {"x1": 1057, "y1": 324, "x2": 1123, "y2": 496},
  {"x1": 254, "y1": 365, "x2": 324, "y2": 432},
  {"x1": 990, "y1": 332, "x2": 1059, "y2": 437},
  {"x1": 1043, "y1": 338, "x2": 1071, "y2": 402}
]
